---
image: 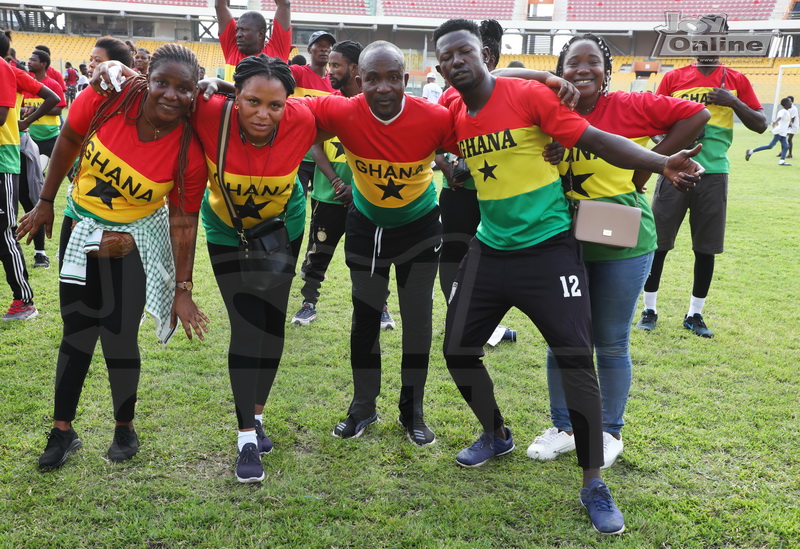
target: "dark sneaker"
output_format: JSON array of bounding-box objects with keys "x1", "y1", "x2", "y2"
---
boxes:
[
  {"x1": 39, "y1": 427, "x2": 82, "y2": 469},
  {"x1": 235, "y1": 443, "x2": 264, "y2": 483},
  {"x1": 291, "y1": 302, "x2": 316, "y2": 326},
  {"x1": 332, "y1": 413, "x2": 379, "y2": 439},
  {"x1": 636, "y1": 309, "x2": 657, "y2": 331},
  {"x1": 684, "y1": 313, "x2": 714, "y2": 338},
  {"x1": 455, "y1": 428, "x2": 515, "y2": 467},
  {"x1": 399, "y1": 415, "x2": 436, "y2": 446},
  {"x1": 745, "y1": 149, "x2": 753, "y2": 161},
  {"x1": 380, "y1": 306, "x2": 396, "y2": 330},
  {"x1": 254, "y1": 420, "x2": 273, "y2": 455},
  {"x1": 580, "y1": 478, "x2": 625, "y2": 534},
  {"x1": 33, "y1": 253, "x2": 50, "y2": 269},
  {"x1": 2, "y1": 300, "x2": 38, "y2": 321},
  {"x1": 107, "y1": 426, "x2": 139, "y2": 462}
]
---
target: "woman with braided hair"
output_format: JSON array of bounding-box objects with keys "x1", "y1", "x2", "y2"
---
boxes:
[
  {"x1": 499, "y1": 33, "x2": 710, "y2": 469},
  {"x1": 17, "y1": 43, "x2": 209, "y2": 470},
  {"x1": 191, "y1": 54, "x2": 329, "y2": 483}
]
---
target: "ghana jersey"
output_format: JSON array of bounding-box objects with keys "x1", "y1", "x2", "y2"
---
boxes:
[
  {"x1": 447, "y1": 78, "x2": 589, "y2": 251},
  {"x1": 559, "y1": 91, "x2": 706, "y2": 262},
  {"x1": 437, "y1": 86, "x2": 476, "y2": 191},
  {"x1": 310, "y1": 136, "x2": 352, "y2": 204},
  {"x1": 0, "y1": 62, "x2": 39, "y2": 174},
  {"x1": 657, "y1": 64, "x2": 761, "y2": 173},
  {"x1": 46, "y1": 66, "x2": 67, "y2": 93},
  {"x1": 308, "y1": 93, "x2": 457, "y2": 228},
  {"x1": 22, "y1": 74, "x2": 66, "y2": 142},
  {"x1": 219, "y1": 19, "x2": 292, "y2": 82},
  {"x1": 191, "y1": 93, "x2": 317, "y2": 246},
  {"x1": 67, "y1": 87, "x2": 207, "y2": 224}
]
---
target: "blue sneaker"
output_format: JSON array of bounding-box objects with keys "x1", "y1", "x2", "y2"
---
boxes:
[
  {"x1": 455, "y1": 428, "x2": 515, "y2": 467},
  {"x1": 254, "y1": 420, "x2": 273, "y2": 455},
  {"x1": 235, "y1": 443, "x2": 264, "y2": 483},
  {"x1": 580, "y1": 478, "x2": 625, "y2": 534},
  {"x1": 683, "y1": 313, "x2": 714, "y2": 338}
]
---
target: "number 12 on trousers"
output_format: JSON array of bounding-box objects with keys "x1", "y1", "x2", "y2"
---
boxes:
[{"x1": 559, "y1": 275, "x2": 582, "y2": 298}]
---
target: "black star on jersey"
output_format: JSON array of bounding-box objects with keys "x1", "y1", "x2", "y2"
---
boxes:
[
  {"x1": 562, "y1": 165, "x2": 593, "y2": 198},
  {"x1": 376, "y1": 177, "x2": 406, "y2": 200},
  {"x1": 332, "y1": 141, "x2": 346, "y2": 159},
  {"x1": 235, "y1": 195, "x2": 268, "y2": 220},
  {"x1": 477, "y1": 159, "x2": 497, "y2": 181},
  {"x1": 86, "y1": 176, "x2": 123, "y2": 209}
]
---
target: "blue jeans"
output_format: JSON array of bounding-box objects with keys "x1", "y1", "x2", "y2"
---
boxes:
[
  {"x1": 546, "y1": 252, "x2": 653, "y2": 435},
  {"x1": 752, "y1": 134, "x2": 788, "y2": 159}
]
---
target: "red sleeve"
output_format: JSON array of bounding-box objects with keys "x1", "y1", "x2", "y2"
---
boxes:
[
  {"x1": 730, "y1": 72, "x2": 762, "y2": 111},
  {"x1": 42, "y1": 76, "x2": 67, "y2": 107},
  {"x1": 218, "y1": 18, "x2": 238, "y2": 64},
  {"x1": 630, "y1": 92, "x2": 706, "y2": 135},
  {"x1": 525, "y1": 81, "x2": 589, "y2": 148},
  {"x1": 66, "y1": 87, "x2": 110, "y2": 136},
  {"x1": 264, "y1": 20, "x2": 291, "y2": 61},
  {"x1": 656, "y1": 71, "x2": 675, "y2": 96},
  {"x1": 13, "y1": 67, "x2": 43, "y2": 97},
  {"x1": 168, "y1": 133, "x2": 207, "y2": 212},
  {"x1": 303, "y1": 94, "x2": 349, "y2": 134},
  {"x1": 0, "y1": 63, "x2": 15, "y2": 108},
  {"x1": 46, "y1": 66, "x2": 67, "y2": 92}
]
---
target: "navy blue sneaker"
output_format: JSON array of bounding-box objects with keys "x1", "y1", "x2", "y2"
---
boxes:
[
  {"x1": 332, "y1": 413, "x2": 379, "y2": 439},
  {"x1": 683, "y1": 313, "x2": 714, "y2": 338},
  {"x1": 455, "y1": 428, "x2": 515, "y2": 467},
  {"x1": 580, "y1": 478, "x2": 625, "y2": 534},
  {"x1": 254, "y1": 420, "x2": 273, "y2": 455},
  {"x1": 235, "y1": 443, "x2": 264, "y2": 483}
]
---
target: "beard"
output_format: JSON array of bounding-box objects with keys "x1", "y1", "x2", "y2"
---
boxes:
[{"x1": 331, "y1": 71, "x2": 350, "y2": 90}]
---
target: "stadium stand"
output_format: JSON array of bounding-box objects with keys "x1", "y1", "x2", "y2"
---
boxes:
[
  {"x1": 90, "y1": 0, "x2": 209, "y2": 6},
  {"x1": 565, "y1": 0, "x2": 779, "y2": 22},
  {"x1": 382, "y1": 0, "x2": 514, "y2": 20},
  {"x1": 262, "y1": 0, "x2": 372, "y2": 15}
]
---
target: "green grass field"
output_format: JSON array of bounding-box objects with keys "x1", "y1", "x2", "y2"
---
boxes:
[{"x1": 1, "y1": 125, "x2": 798, "y2": 547}]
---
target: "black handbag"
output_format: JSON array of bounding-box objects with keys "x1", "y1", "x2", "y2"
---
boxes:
[{"x1": 215, "y1": 99, "x2": 295, "y2": 291}]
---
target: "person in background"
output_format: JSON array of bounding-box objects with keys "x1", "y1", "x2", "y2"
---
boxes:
[
  {"x1": 17, "y1": 44, "x2": 209, "y2": 471},
  {"x1": 215, "y1": 0, "x2": 291, "y2": 81},
  {"x1": 0, "y1": 30, "x2": 59, "y2": 321},
  {"x1": 198, "y1": 66, "x2": 206, "y2": 80},
  {"x1": 64, "y1": 61, "x2": 78, "y2": 107},
  {"x1": 421, "y1": 72, "x2": 442, "y2": 103},
  {"x1": 134, "y1": 48, "x2": 151, "y2": 76},
  {"x1": 24, "y1": 49, "x2": 65, "y2": 158},
  {"x1": 290, "y1": 54, "x2": 306, "y2": 66},
  {"x1": 76, "y1": 64, "x2": 89, "y2": 92},
  {"x1": 786, "y1": 95, "x2": 797, "y2": 158},
  {"x1": 88, "y1": 36, "x2": 133, "y2": 77},
  {"x1": 636, "y1": 14, "x2": 767, "y2": 338},
  {"x1": 34, "y1": 45, "x2": 67, "y2": 94},
  {"x1": 746, "y1": 97, "x2": 792, "y2": 165}
]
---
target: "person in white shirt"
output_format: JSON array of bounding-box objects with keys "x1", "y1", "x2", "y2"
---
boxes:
[
  {"x1": 786, "y1": 95, "x2": 797, "y2": 158},
  {"x1": 421, "y1": 72, "x2": 442, "y2": 103},
  {"x1": 746, "y1": 97, "x2": 793, "y2": 165}
]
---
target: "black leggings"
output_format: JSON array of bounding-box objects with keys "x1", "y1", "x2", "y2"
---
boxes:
[
  {"x1": 207, "y1": 236, "x2": 302, "y2": 430},
  {"x1": 53, "y1": 219, "x2": 146, "y2": 423}
]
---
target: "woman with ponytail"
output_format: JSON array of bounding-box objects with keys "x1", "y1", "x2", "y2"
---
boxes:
[{"x1": 17, "y1": 43, "x2": 209, "y2": 471}]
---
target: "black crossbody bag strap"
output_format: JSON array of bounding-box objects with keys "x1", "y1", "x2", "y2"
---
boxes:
[{"x1": 215, "y1": 98, "x2": 246, "y2": 237}]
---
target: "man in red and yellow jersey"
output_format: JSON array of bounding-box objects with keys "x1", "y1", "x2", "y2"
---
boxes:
[
  {"x1": 305, "y1": 41, "x2": 457, "y2": 447},
  {"x1": 23, "y1": 49, "x2": 66, "y2": 157},
  {"x1": 290, "y1": 30, "x2": 337, "y2": 194},
  {"x1": 216, "y1": 0, "x2": 292, "y2": 82},
  {"x1": 638, "y1": 14, "x2": 768, "y2": 338}
]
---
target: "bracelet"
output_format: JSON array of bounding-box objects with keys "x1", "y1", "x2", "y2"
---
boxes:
[{"x1": 38, "y1": 196, "x2": 55, "y2": 204}]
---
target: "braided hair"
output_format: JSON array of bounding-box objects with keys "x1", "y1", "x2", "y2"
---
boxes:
[
  {"x1": 556, "y1": 33, "x2": 614, "y2": 96},
  {"x1": 480, "y1": 20, "x2": 504, "y2": 71},
  {"x1": 332, "y1": 40, "x2": 363, "y2": 66},
  {"x1": 233, "y1": 53, "x2": 295, "y2": 96},
  {"x1": 78, "y1": 43, "x2": 200, "y2": 208}
]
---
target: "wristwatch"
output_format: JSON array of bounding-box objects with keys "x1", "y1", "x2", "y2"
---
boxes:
[{"x1": 176, "y1": 281, "x2": 193, "y2": 292}]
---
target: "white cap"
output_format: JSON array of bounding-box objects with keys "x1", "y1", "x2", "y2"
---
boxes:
[{"x1": 426, "y1": 72, "x2": 437, "y2": 79}]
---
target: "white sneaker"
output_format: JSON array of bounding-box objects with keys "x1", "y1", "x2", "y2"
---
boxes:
[
  {"x1": 601, "y1": 432, "x2": 624, "y2": 469},
  {"x1": 526, "y1": 427, "x2": 576, "y2": 460}
]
